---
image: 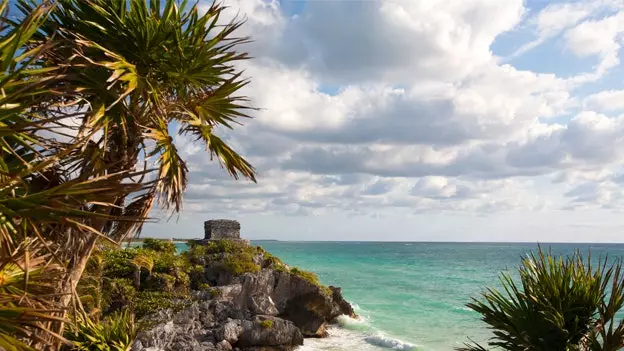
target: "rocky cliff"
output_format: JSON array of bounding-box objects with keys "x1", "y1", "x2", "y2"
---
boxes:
[{"x1": 131, "y1": 241, "x2": 356, "y2": 351}]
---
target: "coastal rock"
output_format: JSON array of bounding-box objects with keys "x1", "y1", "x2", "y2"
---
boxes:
[
  {"x1": 132, "y1": 240, "x2": 356, "y2": 351},
  {"x1": 329, "y1": 286, "x2": 356, "y2": 318},
  {"x1": 238, "y1": 316, "x2": 303, "y2": 348},
  {"x1": 215, "y1": 319, "x2": 243, "y2": 344},
  {"x1": 216, "y1": 340, "x2": 233, "y2": 350},
  {"x1": 248, "y1": 294, "x2": 279, "y2": 316}
]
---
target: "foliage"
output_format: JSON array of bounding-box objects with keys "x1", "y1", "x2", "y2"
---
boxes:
[
  {"x1": 143, "y1": 273, "x2": 176, "y2": 293},
  {"x1": 221, "y1": 253, "x2": 261, "y2": 275},
  {"x1": 133, "y1": 291, "x2": 188, "y2": 319},
  {"x1": 290, "y1": 267, "x2": 320, "y2": 286},
  {"x1": 142, "y1": 239, "x2": 176, "y2": 255},
  {"x1": 102, "y1": 279, "x2": 136, "y2": 315},
  {"x1": 186, "y1": 240, "x2": 261, "y2": 277},
  {"x1": 459, "y1": 247, "x2": 624, "y2": 351},
  {"x1": 1, "y1": 0, "x2": 258, "y2": 347},
  {"x1": 263, "y1": 252, "x2": 288, "y2": 272},
  {"x1": 208, "y1": 288, "x2": 222, "y2": 297},
  {"x1": 0, "y1": 241, "x2": 66, "y2": 351},
  {"x1": 20, "y1": 0, "x2": 258, "y2": 240},
  {"x1": 64, "y1": 310, "x2": 136, "y2": 351},
  {"x1": 79, "y1": 245, "x2": 190, "y2": 319},
  {"x1": 259, "y1": 319, "x2": 273, "y2": 329},
  {"x1": 102, "y1": 249, "x2": 137, "y2": 279}
]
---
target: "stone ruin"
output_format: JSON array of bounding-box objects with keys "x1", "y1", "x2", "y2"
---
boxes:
[
  {"x1": 198, "y1": 219, "x2": 249, "y2": 245},
  {"x1": 204, "y1": 219, "x2": 241, "y2": 240}
]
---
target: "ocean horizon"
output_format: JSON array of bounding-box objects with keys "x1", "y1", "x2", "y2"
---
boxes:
[{"x1": 170, "y1": 241, "x2": 624, "y2": 351}]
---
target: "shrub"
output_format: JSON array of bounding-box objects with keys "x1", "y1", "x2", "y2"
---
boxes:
[
  {"x1": 152, "y1": 251, "x2": 176, "y2": 273},
  {"x1": 290, "y1": 267, "x2": 321, "y2": 285},
  {"x1": 221, "y1": 252, "x2": 260, "y2": 275},
  {"x1": 142, "y1": 238, "x2": 177, "y2": 255},
  {"x1": 65, "y1": 310, "x2": 136, "y2": 351},
  {"x1": 259, "y1": 319, "x2": 273, "y2": 329},
  {"x1": 102, "y1": 249, "x2": 137, "y2": 279},
  {"x1": 143, "y1": 273, "x2": 176, "y2": 292},
  {"x1": 189, "y1": 264, "x2": 208, "y2": 290},
  {"x1": 208, "y1": 287, "x2": 222, "y2": 297},
  {"x1": 263, "y1": 252, "x2": 287, "y2": 271},
  {"x1": 459, "y1": 247, "x2": 624, "y2": 351},
  {"x1": 103, "y1": 278, "x2": 136, "y2": 314},
  {"x1": 290, "y1": 267, "x2": 332, "y2": 295},
  {"x1": 133, "y1": 291, "x2": 188, "y2": 319}
]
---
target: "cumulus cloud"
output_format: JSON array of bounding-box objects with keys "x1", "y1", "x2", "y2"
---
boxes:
[
  {"x1": 170, "y1": 0, "x2": 624, "y2": 228},
  {"x1": 583, "y1": 90, "x2": 624, "y2": 111},
  {"x1": 509, "y1": 0, "x2": 624, "y2": 58}
]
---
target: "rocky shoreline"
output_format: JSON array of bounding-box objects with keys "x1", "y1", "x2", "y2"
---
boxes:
[{"x1": 131, "y1": 241, "x2": 356, "y2": 351}]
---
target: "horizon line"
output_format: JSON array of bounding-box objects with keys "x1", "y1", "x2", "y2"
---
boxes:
[{"x1": 141, "y1": 237, "x2": 624, "y2": 245}]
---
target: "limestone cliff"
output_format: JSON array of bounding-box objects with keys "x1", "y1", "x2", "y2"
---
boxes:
[{"x1": 131, "y1": 241, "x2": 356, "y2": 351}]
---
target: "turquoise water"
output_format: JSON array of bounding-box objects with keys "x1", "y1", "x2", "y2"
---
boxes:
[{"x1": 238, "y1": 241, "x2": 624, "y2": 351}]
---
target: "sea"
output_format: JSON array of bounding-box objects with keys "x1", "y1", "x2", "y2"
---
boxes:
[{"x1": 175, "y1": 241, "x2": 624, "y2": 351}]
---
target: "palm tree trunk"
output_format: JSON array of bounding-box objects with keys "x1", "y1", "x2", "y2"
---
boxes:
[
  {"x1": 133, "y1": 264, "x2": 141, "y2": 290},
  {"x1": 37, "y1": 233, "x2": 100, "y2": 350}
]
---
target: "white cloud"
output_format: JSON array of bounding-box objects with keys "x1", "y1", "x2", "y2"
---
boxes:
[
  {"x1": 509, "y1": 0, "x2": 624, "y2": 58},
  {"x1": 565, "y1": 11, "x2": 624, "y2": 77},
  {"x1": 583, "y1": 90, "x2": 624, "y2": 111},
  {"x1": 151, "y1": 0, "x2": 624, "y2": 242}
]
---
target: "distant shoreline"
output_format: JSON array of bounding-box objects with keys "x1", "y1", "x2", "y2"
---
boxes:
[
  {"x1": 124, "y1": 238, "x2": 624, "y2": 245},
  {"x1": 125, "y1": 238, "x2": 280, "y2": 243}
]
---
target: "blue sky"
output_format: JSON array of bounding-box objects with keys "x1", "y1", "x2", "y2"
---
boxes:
[{"x1": 144, "y1": 0, "x2": 624, "y2": 242}]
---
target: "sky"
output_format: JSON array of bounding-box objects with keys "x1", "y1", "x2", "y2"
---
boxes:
[{"x1": 145, "y1": 0, "x2": 624, "y2": 243}]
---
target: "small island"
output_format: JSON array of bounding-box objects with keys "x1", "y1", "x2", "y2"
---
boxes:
[{"x1": 82, "y1": 219, "x2": 355, "y2": 351}]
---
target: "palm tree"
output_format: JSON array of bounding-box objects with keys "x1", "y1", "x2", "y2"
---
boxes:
[
  {"x1": 459, "y1": 248, "x2": 624, "y2": 351},
  {"x1": 15, "y1": 0, "x2": 257, "y2": 338},
  {"x1": 0, "y1": 1, "x2": 149, "y2": 348}
]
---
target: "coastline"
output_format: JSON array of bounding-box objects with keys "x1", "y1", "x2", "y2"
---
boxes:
[{"x1": 128, "y1": 239, "x2": 357, "y2": 351}]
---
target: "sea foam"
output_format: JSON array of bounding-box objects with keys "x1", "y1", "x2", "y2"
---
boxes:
[
  {"x1": 299, "y1": 313, "x2": 419, "y2": 350},
  {"x1": 365, "y1": 333, "x2": 418, "y2": 350}
]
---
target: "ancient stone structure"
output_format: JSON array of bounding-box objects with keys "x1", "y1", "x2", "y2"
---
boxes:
[{"x1": 204, "y1": 219, "x2": 241, "y2": 240}]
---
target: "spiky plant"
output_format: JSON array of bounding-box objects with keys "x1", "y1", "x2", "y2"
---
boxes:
[
  {"x1": 459, "y1": 247, "x2": 624, "y2": 351},
  {"x1": 13, "y1": 1, "x2": 258, "y2": 333},
  {"x1": 64, "y1": 309, "x2": 136, "y2": 351},
  {"x1": 0, "y1": 1, "x2": 149, "y2": 348}
]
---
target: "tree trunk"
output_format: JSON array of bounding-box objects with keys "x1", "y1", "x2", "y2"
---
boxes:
[
  {"x1": 133, "y1": 264, "x2": 141, "y2": 290},
  {"x1": 37, "y1": 233, "x2": 100, "y2": 351}
]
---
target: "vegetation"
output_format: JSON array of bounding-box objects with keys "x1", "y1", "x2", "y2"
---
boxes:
[
  {"x1": 186, "y1": 239, "x2": 262, "y2": 277},
  {"x1": 259, "y1": 319, "x2": 274, "y2": 329},
  {"x1": 64, "y1": 310, "x2": 136, "y2": 351},
  {"x1": 459, "y1": 248, "x2": 624, "y2": 351},
  {"x1": 77, "y1": 240, "x2": 191, "y2": 320},
  {"x1": 141, "y1": 239, "x2": 177, "y2": 255},
  {"x1": 0, "y1": 0, "x2": 256, "y2": 348}
]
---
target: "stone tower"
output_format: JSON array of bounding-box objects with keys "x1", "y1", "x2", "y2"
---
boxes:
[{"x1": 204, "y1": 219, "x2": 241, "y2": 240}]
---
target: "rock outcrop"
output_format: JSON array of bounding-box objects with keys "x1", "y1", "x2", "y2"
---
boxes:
[{"x1": 131, "y1": 241, "x2": 356, "y2": 351}]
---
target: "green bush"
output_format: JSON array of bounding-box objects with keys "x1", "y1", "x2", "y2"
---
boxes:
[
  {"x1": 290, "y1": 267, "x2": 331, "y2": 295},
  {"x1": 102, "y1": 249, "x2": 137, "y2": 279},
  {"x1": 143, "y1": 273, "x2": 176, "y2": 292},
  {"x1": 459, "y1": 247, "x2": 624, "y2": 351},
  {"x1": 263, "y1": 252, "x2": 287, "y2": 271},
  {"x1": 152, "y1": 251, "x2": 176, "y2": 273},
  {"x1": 290, "y1": 267, "x2": 320, "y2": 285},
  {"x1": 208, "y1": 287, "x2": 222, "y2": 297},
  {"x1": 221, "y1": 252, "x2": 260, "y2": 275},
  {"x1": 65, "y1": 310, "x2": 136, "y2": 351},
  {"x1": 133, "y1": 291, "x2": 188, "y2": 319},
  {"x1": 259, "y1": 319, "x2": 273, "y2": 329},
  {"x1": 103, "y1": 278, "x2": 136, "y2": 314},
  {"x1": 189, "y1": 264, "x2": 208, "y2": 290},
  {"x1": 142, "y1": 238, "x2": 177, "y2": 255}
]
